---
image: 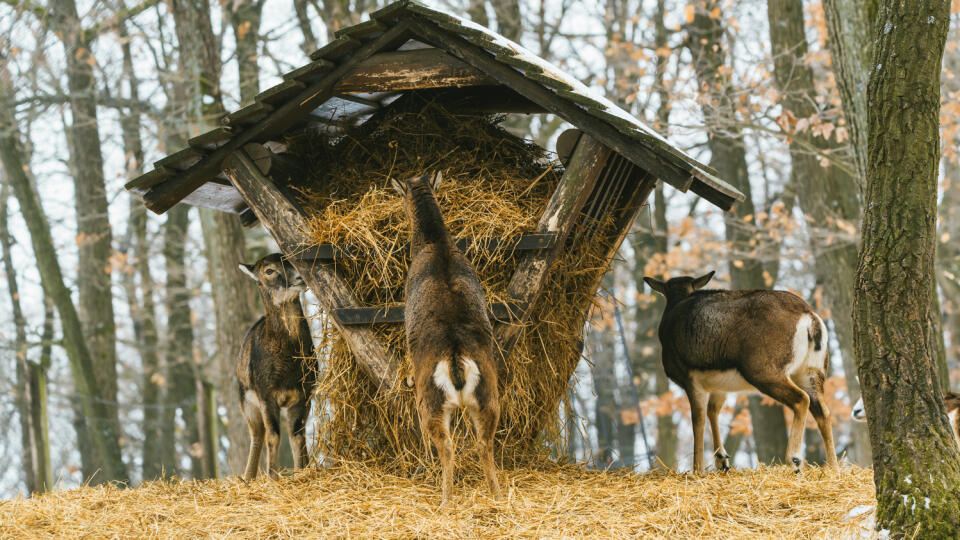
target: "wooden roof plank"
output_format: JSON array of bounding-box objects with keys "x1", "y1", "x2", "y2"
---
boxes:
[
  {"x1": 334, "y1": 48, "x2": 494, "y2": 93},
  {"x1": 335, "y1": 19, "x2": 388, "y2": 39},
  {"x1": 255, "y1": 79, "x2": 307, "y2": 106},
  {"x1": 283, "y1": 59, "x2": 336, "y2": 83},
  {"x1": 154, "y1": 147, "x2": 205, "y2": 171},
  {"x1": 223, "y1": 101, "x2": 274, "y2": 127},
  {"x1": 188, "y1": 127, "x2": 233, "y2": 150},
  {"x1": 309, "y1": 35, "x2": 362, "y2": 61},
  {"x1": 142, "y1": 22, "x2": 414, "y2": 214}
]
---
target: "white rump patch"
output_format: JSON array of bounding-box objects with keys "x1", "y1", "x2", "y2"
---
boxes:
[
  {"x1": 691, "y1": 369, "x2": 757, "y2": 393},
  {"x1": 949, "y1": 409, "x2": 960, "y2": 449},
  {"x1": 786, "y1": 314, "x2": 828, "y2": 377},
  {"x1": 433, "y1": 357, "x2": 481, "y2": 408}
]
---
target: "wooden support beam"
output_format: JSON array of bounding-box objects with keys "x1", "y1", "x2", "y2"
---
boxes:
[
  {"x1": 144, "y1": 22, "x2": 414, "y2": 215},
  {"x1": 296, "y1": 233, "x2": 556, "y2": 262},
  {"x1": 223, "y1": 143, "x2": 397, "y2": 390},
  {"x1": 335, "y1": 302, "x2": 526, "y2": 325},
  {"x1": 493, "y1": 134, "x2": 612, "y2": 357},
  {"x1": 334, "y1": 48, "x2": 495, "y2": 93}
]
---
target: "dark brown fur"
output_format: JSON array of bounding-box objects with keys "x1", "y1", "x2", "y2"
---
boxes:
[
  {"x1": 393, "y1": 172, "x2": 501, "y2": 506},
  {"x1": 644, "y1": 272, "x2": 838, "y2": 473},
  {"x1": 237, "y1": 253, "x2": 315, "y2": 480}
]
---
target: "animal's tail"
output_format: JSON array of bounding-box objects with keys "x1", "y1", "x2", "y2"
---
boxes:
[
  {"x1": 808, "y1": 315, "x2": 823, "y2": 352},
  {"x1": 805, "y1": 313, "x2": 829, "y2": 373}
]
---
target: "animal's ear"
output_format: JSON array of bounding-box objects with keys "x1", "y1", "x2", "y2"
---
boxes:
[
  {"x1": 431, "y1": 171, "x2": 443, "y2": 192},
  {"x1": 390, "y1": 178, "x2": 406, "y2": 198},
  {"x1": 643, "y1": 276, "x2": 666, "y2": 295},
  {"x1": 238, "y1": 263, "x2": 257, "y2": 280},
  {"x1": 692, "y1": 271, "x2": 715, "y2": 290}
]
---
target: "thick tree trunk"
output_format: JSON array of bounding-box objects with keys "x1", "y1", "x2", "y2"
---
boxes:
[
  {"x1": 856, "y1": 1, "x2": 960, "y2": 536},
  {"x1": 686, "y1": 0, "x2": 788, "y2": 465},
  {"x1": 765, "y1": 0, "x2": 869, "y2": 466},
  {"x1": 50, "y1": 0, "x2": 123, "y2": 484},
  {"x1": 0, "y1": 64, "x2": 127, "y2": 484}
]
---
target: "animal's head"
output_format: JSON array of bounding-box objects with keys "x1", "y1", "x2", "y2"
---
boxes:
[
  {"x1": 239, "y1": 253, "x2": 305, "y2": 304},
  {"x1": 643, "y1": 271, "x2": 715, "y2": 303},
  {"x1": 390, "y1": 171, "x2": 443, "y2": 219}
]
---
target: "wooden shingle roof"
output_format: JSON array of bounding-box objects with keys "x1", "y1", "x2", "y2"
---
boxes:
[{"x1": 126, "y1": 0, "x2": 743, "y2": 217}]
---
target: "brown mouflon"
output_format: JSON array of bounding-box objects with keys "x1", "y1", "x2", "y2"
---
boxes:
[
  {"x1": 237, "y1": 253, "x2": 316, "y2": 480},
  {"x1": 392, "y1": 171, "x2": 501, "y2": 506},
  {"x1": 644, "y1": 272, "x2": 838, "y2": 473}
]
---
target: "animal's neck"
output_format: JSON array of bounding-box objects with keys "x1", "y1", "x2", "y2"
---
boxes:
[
  {"x1": 263, "y1": 295, "x2": 305, "y2": 337},
  {"x1": 408, "y1": 184, "x2": 453, "y2": 253}
]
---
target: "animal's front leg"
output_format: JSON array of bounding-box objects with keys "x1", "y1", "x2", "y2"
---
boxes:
[{"x1": 286, "y1": 399, "x2": 310, "y2": 469}]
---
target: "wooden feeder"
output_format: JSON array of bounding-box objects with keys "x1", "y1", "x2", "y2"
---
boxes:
[{"x1": 127, "y1": 0, "x2": 743, "y2": 465}]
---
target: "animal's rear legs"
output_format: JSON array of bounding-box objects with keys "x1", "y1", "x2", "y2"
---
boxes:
[
  {"x1": 708, "y1": 392, "x2": 731, "y2": 471},
  {"x1": 421, "y1": 405, "x2": 456, "y2": 507},
  {"x1": 468, "y1": 404, "x2": 501, "y2": 500}
]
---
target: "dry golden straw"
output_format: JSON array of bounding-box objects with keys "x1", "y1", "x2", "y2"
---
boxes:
[
  {"x1": 0, "y1": 465, "x2": 876, "y2": 538},
  {"x1": 292, "y1": 96, "x2": 609, "y2": 471}
]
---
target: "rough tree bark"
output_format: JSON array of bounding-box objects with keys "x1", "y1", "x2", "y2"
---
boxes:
[
  {"x1": 765, "y1": 0, "x2": 869, "y2": 466},
  {"x1": 856, "y1": 1, "x2": 960, "y2": 536},
  {"x1": 686, "y1": 0, "x2": 788, "y2": 465},
  {"x1": 50, "y1": 0, "x2": 125, "y2": 484}
]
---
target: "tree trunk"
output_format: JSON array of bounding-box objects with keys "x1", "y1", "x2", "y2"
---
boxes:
[
  {"x1": 227, "y1": 0, "x2": 264, "y2": 106},
  {"x1": 856, "y1": 1, "x2": 960, "y2": 535},
  {"x1": 821, "y1": 0, "x2": 876, "y2": 184},
  {"x1": 116, "y1": 24, "x2": 165, "y2": 482},
  {"x1": 0, "y1": 62, "x2": 127, "y2": 484},
  {"x1": 467, "y1": 0, "x2": 489, "y2": 27},
  {"x1": 50, "y1": 0, "x2": 123, "y2": 484},
  {"x1": 163, "y1": 204, "x2": 199, "y2": 478},
  {"x1": 686, "y1": 0, "x2": 788, "y2": 465},
  {"x1": 1, "y1": 183, "x2": 35, "y2": 494},
  {"x1": 765, "y1": 0, "x2": 869, "y2": 466},
  {"x1": 491, "y1": 0, "x2": 522, "y2": 42},
  {"x1": 186, "y1": 0, "x2": 263, "y2": 475},
  {"x1": 293, "y1": 0, "x2": 319, "y2": 55}
]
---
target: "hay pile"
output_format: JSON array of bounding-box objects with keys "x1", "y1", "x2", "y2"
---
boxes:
[
  {"x1": 292, "y1": 97, "x2": 608, "y2": 471},
  {"x1": 0, "y1": 465, "x2": 877, "y2": 538}
]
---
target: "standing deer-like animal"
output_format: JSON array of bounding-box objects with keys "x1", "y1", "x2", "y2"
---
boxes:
[
  {"x1": 392, "y1": 171, "x2": 501, "y2": 506},
  {"x1": 644, "y1": 272, "x2": 838, "y2": 473},
  {"x1": 853, "y1": 392, "x2": 960, "y2": 448},
  {"x1": 237, "y1": 253, "x2": 316, "y2": 480}
]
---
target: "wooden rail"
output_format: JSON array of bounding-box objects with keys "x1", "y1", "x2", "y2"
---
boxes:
[
  {"x1": 295, "y1": 233, "x2": 556, "y2": 261},
  {"x1": 334, "y1": 301, "x2": 526, "y2": 325}
]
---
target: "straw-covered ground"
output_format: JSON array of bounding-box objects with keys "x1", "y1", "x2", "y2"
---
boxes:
[{"x1": 0, "y1": 464, "x2": 876, "y2": 539}]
